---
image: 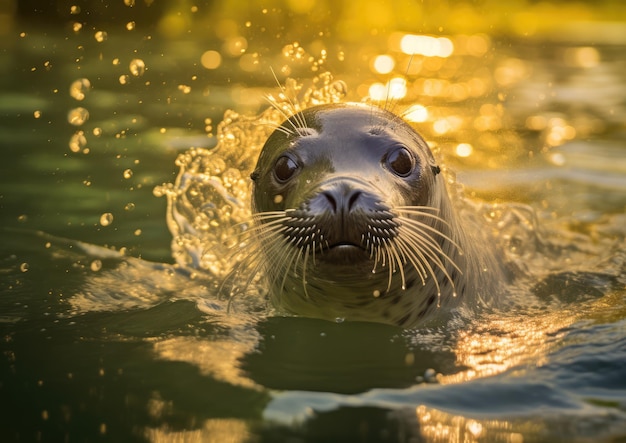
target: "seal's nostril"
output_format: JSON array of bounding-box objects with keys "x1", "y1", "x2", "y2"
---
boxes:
[
  {"x1": 347, "y1": 191, "x2": 362, "y2": 211},
  {"x1": 323, "y1": 192, "x2": 338, "y2": 213}
]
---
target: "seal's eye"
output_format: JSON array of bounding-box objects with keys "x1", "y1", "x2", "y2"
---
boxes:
[
  {"x1": 386, "y1": 147, "x2": 414, "y2": 177},
  {"x1": 273, "y1": 155, "x2": 299, "y2": 183}
]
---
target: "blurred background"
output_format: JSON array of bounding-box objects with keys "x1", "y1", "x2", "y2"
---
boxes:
[
  {"x1": 1, "y1": 0, "x2": 624, "y2": 261},
  {"x1": 4, "y1": 0, "x2": 626, "y2": 37}
]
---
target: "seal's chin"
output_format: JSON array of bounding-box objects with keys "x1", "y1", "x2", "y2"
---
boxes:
[{"x1": 320, "y1": 243, "x2": 370, "y2": 265}]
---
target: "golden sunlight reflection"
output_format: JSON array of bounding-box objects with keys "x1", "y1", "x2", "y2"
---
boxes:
[
  {"x1": 400, "y1": 34, "x2": 454, "y2": 58},
  {"x1": 545, "y1": 118, "x2": 577, "y2": 147},
  {"x1": 494, "y1": 58, "x2": 529, "y2": 87},
  {"x1": 465, "y1": 34, "x2": 491, "y2": 57},
  {"x1": 455, "y1": 143, "x2": 473, "y2": 157},
  {"x1": 403, "y1": 104, "x2": 429, "y2": 123},
  {"x1": 145, "y1": 418, "x2": 251, "y2": 443},
  {"x1": 372, "y1": 54, "x2": 395, "y2": 74},
  {"x1": 153, "y1": 336, "x2": 260, "y2": 390},
  {"x1": 432, "y1": 116, "x2": 463, "y2": 135},
  {"x1": 442, "y1": 309, "x2": 576, "y2": 384},
  {"x1": 412, "y1": 405, "x2": 526, "y2": 443},
  {"x1": 563, "y1": 46, "x2": 600, "y2": 68},
  {"x1": 368, "y1": 77, "x2": 407, "y2": 101}
]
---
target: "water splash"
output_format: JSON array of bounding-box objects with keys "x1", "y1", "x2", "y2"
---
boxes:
[
  {"x1": 155, "y1": 73, "x2": 348, "y2": 277},
  {"x1": 155, "y1": 70, "x2": 624, "y2": 318}
]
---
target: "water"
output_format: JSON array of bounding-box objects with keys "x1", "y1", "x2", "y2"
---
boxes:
[{"x1": 1, "y1": 7, "x2": 626, "y2": 443}]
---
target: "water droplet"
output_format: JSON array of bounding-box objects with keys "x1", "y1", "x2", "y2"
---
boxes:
[
  {"x1": 152, "y1": 186, "x2": 166, "y2": 198},
  {"x1": 129, "y1": 59, "x2": 145, "y2": 77},
  {"x1": 100, "y1": 213, "x2": 114, "y2": 226},
  {"x1": 94, "y1": 31, "x2": 108, "y2": 43},
  {"x1": 33, "y1": 110, "x2": 41, "y2": 118},
  {"x1": 124, "y1": 0, "x2": 135, "y2": 6},
  {"x1": 93, "y1": 127, "x2": 102, "y2": 137},
  {"x1": 330, "y1": 80, "x2": 348, "y2": 98},
  {"x1": 282, "y1": 43, "x2": 306, "y2": 60},
  {"x1": 124, "y1": 202, "x2": 135, "y2": 211},
  {"x1": 69, "y1": 78, "x2": 91, "y2": 101},
  {"x1": 67, "y1": 107, "x2": 89, "y2": 126},
  {"x1": 69, "y1": 131, "x2": 87, "y2": 152},
  {"x1": 424, "y1": 368, "x2": 438, "y2": 382},
  {"x1": 334, "y1": 317, "x2": 345, "y2": 324},
  {"x1": 126, "y1": 21, "x2": 135, "y2": 31},
  {"x1": 223, "y1": 36, "x2": 248, "y2": 57},
  {"x1": 70, "y1": 5, "x2": 80, "y2": 14},
  {"x1": 134, "y1": 229, "x2": 142, "y2": 236},
  {"x1": 90, "y1": 260, "x2": 102, "y2": 271},
  {"x1": 123, "y1": 169, "x2": 133, "y2": 179},
  {"x1": 20, "y1": 263, "x2": 29, "y2": 272},
  {"x1": 404, "y1": 353, "x2": 415, "y2": 366},
  {"x1": 119, "y1": 75, "x2": 129, "y2": 85},
  {"x1": 200, "y1": 50, "x2": 222, "y2": 70}
]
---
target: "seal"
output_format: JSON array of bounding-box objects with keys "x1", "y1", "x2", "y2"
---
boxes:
[{"x1": 235, "y1": 102, "x2": 505, "y2": 328}]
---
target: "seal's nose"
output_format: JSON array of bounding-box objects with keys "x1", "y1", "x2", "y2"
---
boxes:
[{"x1": 321, "y1": 184, "x2": 363, "y2": 215}]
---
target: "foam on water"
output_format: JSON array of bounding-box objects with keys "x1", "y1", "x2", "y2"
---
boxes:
[{"x1": 154, "y1": 73, "x2": 350, "y2": 279}]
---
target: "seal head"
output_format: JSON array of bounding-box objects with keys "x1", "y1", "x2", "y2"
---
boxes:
[{"x1": 247, "y1": 103, "x2": 501, "y2": 327}]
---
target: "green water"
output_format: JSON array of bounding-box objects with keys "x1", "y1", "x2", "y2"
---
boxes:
[{"x1": 1, "y1": 3, "x2": 626, "y2": 442}]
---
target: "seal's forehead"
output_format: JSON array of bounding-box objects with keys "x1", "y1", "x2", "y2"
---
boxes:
[{"x1": 303, "y1": 104, "x2": 395, "y2": 134}]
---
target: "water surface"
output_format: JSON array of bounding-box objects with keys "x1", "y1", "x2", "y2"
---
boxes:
[{"x1": 1, "y1": 6, "x2": 626, "y2": 442}]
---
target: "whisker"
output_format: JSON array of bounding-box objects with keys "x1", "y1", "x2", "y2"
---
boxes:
[
  {"x1": 219, "y1": 241, "x2": 265, "y2": 300},
  {"x1": 396, "y1": 216, "x2": 463, "y2": 255},
  {"x1": 269, "y1": 67, "x2": 307, "y2": 131},
  {"x1": 225, "y1": 211, "x2": 287, "y2": 235},
  {"x1": 387, "y1": 239, "x2": 407, "y2": 290},
  {"x1": 397, "y1": 226, "x2": 458, "y2": 296},
  {"x1": 256, "y1": 120, "x2": 293, "y2": 136},
  {"x1": 278, "y1": 244, "x2": 302, "y2": 296},
  {"x1": 393, "y1": 206, "x2": 452, "y2": 227},
  {"x1": 393, "y1": 205, "x2": 443, "y2": 213},
  {"x1": 311, "y1": 229, "x2": 319, "y2": 266},
  {"x1": 399, "y1": 225, "x2": 462, "y2": 276},
  {"x1": 263, "y1": 95, "x2": 299, "y2": 134},
  {"x1": 382, "y1": 244, "x2": 394, "y2": 292},
  {"x1": 302, "y1": 244, "x2": 310, "y2": 299},
  {"x1": 394, "y1": 239, "x2": 427, "y2": 286},
  {"x1": 395, "y1": 234, "x2": 444, "y2": 297}
]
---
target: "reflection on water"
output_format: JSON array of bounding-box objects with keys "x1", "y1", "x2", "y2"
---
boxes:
[{"x1": 1, "y1": 1, "x2": 626, "y2": 442}]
